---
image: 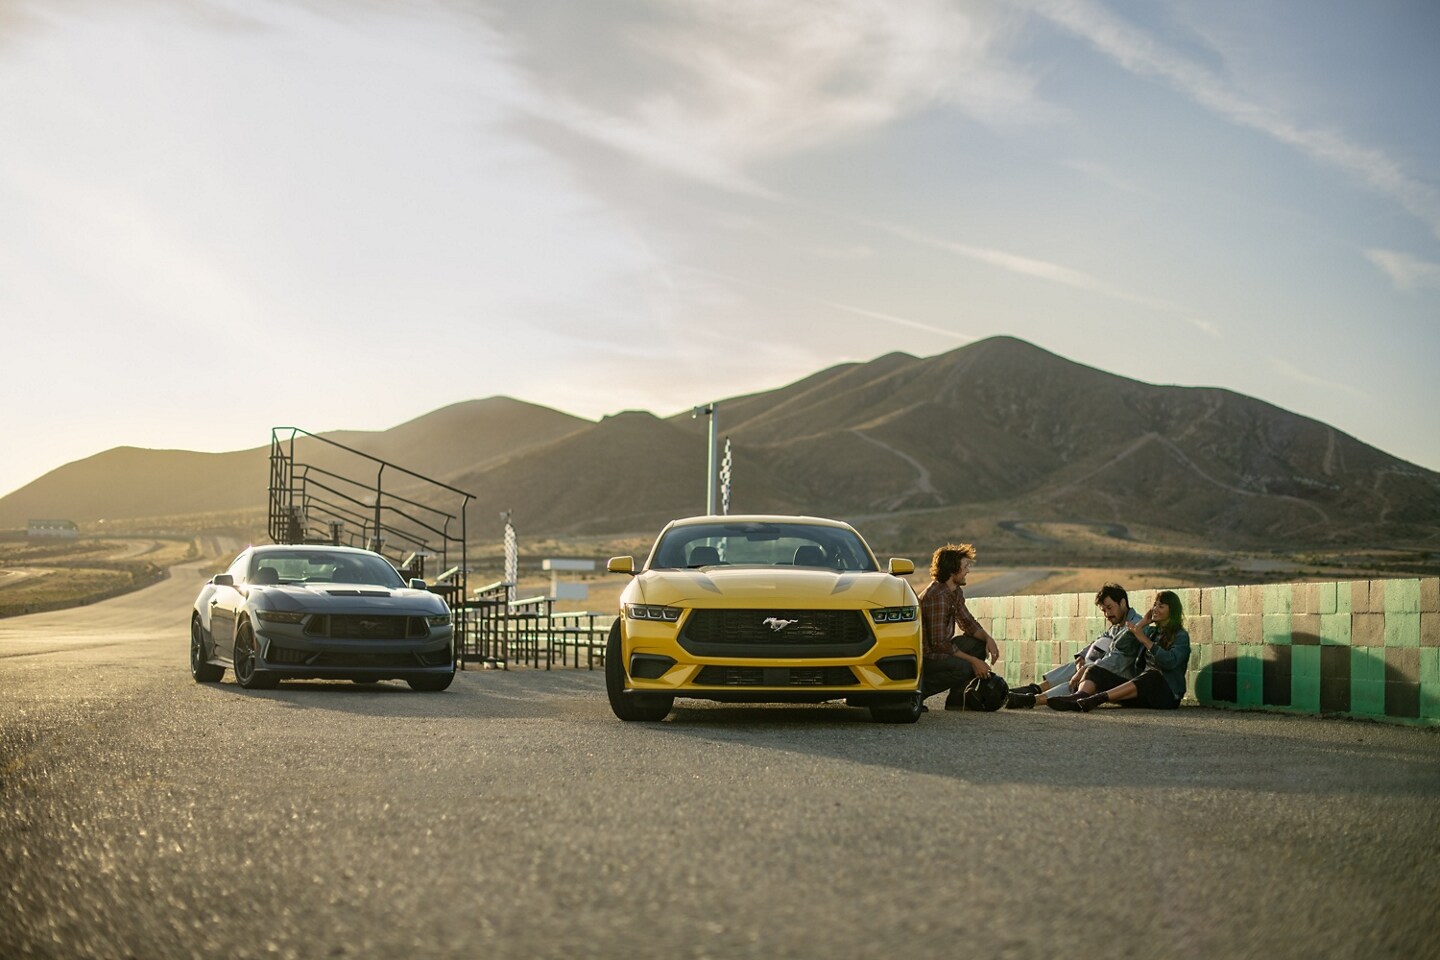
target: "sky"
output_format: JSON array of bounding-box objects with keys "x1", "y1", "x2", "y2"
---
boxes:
[{"x1": 1, "y1": 0, "x2": 1438, "y2": 500}]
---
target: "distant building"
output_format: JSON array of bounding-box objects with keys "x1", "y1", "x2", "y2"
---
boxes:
[{"x1": 27, "y1": 519, "x2": 79, "y2": 539}]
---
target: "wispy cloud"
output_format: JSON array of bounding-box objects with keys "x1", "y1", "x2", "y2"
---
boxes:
[
  {"x1": 687, "y1": 265, "x2": 972, "y2": 342},
  {"x1": 1364, "y1": 249, "x2": 1440, "y2": 292},
  {"x1": 517, "y1": 0, "x2": 1048, "y2": 191},
  {"x1": 874, "y1": 220, "x2": 1183, "y2": 313},
  {"x1": 1269, "y1": 358, "x2": 1373, "y2": 404},
  {"x1": 1022, "y1": 0, "x2": 1440, "y2": 241}
]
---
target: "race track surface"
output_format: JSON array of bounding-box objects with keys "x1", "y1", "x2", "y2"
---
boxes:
[{"x1": 2, "y1": 563, "x2": 1438, "y2": 959}]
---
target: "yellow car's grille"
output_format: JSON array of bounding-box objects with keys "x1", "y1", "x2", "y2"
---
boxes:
[
  {"x1": 694, "y1": 666, "x2": 860, "y2": 687},
  {"x1": 678, "y1": 609, "x2": 875, "y2": 659}
]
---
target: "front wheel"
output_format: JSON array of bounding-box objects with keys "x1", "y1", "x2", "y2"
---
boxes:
[
  {"x1": 605, "y1": 622, "x2": 672, "y2": 722},
  {"x1": 870, "y1": 692, "x2": 923, "y2": 724},
  {"x1": 233, "y1": 622, "x2": 277, "y2": 690},
  {"x1": 190, "y1": 616, "x2": 224, "y2": 683}
]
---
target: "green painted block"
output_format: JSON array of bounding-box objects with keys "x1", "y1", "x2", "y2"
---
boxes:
[
  {"x1": 991, "y1": 617, "x2": 1007, "y2": 641},
  {"x1": 1195, "y1": 668, "x2": 1213, "y2": 704},
  {"x1": 1385, "y1": 612, "x2": 1421, "y2": 648},
  {"x1": 1320, "y1": 613, "x2": 1351, "y2": 646},
  {"x1": 1020, "y1": 619, "x2": 1037, "y2": 642},
  {"x1": 1352, "y1": 648, "x2": 1386, "y2": 684},
  {"x1": 1385, "y1": 580, "x2": 1421, "y2": 615},
  {"x1": 1212, "y1": 615, "x2": 1237, "y2": 645},
  {"x1": 1336, "y1": 583, "x2": 1355, "y2": 615},
  {"x1": 1263, "y1": 613, "x2": 1292, "y2": 645},
  {"x1": 1292, "y1": 644, "x2": 1320, "y2": 679},
  {"x1": 1264, "y1": 583, "x2": 1293, "y2": 616},
  {"x1": 1317, "y1": 582, "x2": 1338, "y2": 615},
  {"x1": 1291, "y1": 672, "x2": 1320, "y2": 712},
  {"x1": 1018, "y1": 596, "x2": 1037, "y2": 619},
  {"x1": 1237, "y1": 648, "x2": 1264, "y2": 707},
  {"x1": 1421, "y1": 649, "x2": 1440, "y2": 719},
  {"x1": 1351, "y1": 679, "x2": 1386, "y2": 717},
  {"x1": 1053, "y1": 618, "x2": 1071, "y2": 644}
]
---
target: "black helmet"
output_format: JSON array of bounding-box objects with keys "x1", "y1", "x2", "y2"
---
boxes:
[{"x1": 961, "y1": 673, "x2": 1009, "y2": 712}]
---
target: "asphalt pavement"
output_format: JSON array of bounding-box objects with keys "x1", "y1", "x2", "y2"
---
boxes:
[{"x1": 2, "y1": 564, "x2": 1438, "y2": 960}]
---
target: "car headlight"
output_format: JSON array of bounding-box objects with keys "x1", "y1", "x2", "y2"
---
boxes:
[
  {"x1": 427, "y1": 613, "x2": 452, "y2": 626},
  {"x1": 626, "y1": 604, "x2": 681, "y2": 622},
  {"x1": 869, "y1": 605, "x2": 917, "y2": 624},
  {"x1": 256, "y1": 610, "x2": 307, "y2": 624}
]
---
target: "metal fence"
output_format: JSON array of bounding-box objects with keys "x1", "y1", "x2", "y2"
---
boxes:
[{"x1": 459, "y1": 582, "x2": 614, "y2": 670}]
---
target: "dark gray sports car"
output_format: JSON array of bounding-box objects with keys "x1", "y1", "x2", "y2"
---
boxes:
[{"x1": 190, "y1": 544, "x2": 455, "y2": 691}]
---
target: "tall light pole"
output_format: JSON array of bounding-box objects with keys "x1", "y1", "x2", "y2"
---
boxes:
[{"x1": 692, "y1": 402, "x2": 719, "y2": 515}]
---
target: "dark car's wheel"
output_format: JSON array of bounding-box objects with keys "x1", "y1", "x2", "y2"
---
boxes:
[
  {"x1": 190, "y1": 616, "x2": 224, "y2": 683},
  {"x1": 870, "y1": 692, "x2": 923, "y2": 724},
  {"x1": 407, "y1": 672, "x2": 454, "y2": 692},
  {"x1": 233, "y1": 622, "x2": 277, "y2": 690},
  {"x1": 605, "y1": 622, "x2": 673, "y2": 721}
]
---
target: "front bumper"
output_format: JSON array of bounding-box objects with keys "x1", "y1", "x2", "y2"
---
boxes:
[
  {"x1": 621, "y1": 612, "x2": 921, "y2": 703},
  {"x1": 253, "y1": 623, "x2": 454, "y2": 680}
]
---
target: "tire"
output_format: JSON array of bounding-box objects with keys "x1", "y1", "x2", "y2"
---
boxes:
[
  {"x1": 190, "y1": 616, "x2": 224, "y2": 683},
  {"x1": 233, "y1": 622, "x2": 277, "y2": 690},
  {"x1": 605, "y1": 622, "x2": 673, "y2": 722},
  {"x1": 870, "y1": 692, "x2": 923, "y2": 724},
  {"x1": 407, "y1": 672, "x2": 454, "y2": 692}
]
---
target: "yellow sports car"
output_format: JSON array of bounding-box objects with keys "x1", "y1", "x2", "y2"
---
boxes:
[{"x1": 605, "y1": 516, "x2": 924, "y2": 723}]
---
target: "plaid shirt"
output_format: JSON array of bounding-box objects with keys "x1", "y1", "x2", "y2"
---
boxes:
[{"x1": 917, "y1": 578, "x2": 981, "y2": 660}]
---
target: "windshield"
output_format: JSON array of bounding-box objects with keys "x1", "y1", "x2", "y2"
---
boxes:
[
  {"x1": 647, "y1": 521, "x2": 878, "y2": 572},
  {"x1": 247, "y1": 550, "x2": 405, "y2": 588}
]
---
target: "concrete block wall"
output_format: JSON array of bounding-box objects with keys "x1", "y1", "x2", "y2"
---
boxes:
[{"x1": 964, "y1": 576, "x2": 1440, "y2": 726}]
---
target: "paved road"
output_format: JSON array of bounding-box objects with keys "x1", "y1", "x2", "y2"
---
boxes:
[{"x1": 2, "y1": 564, "x2": 1438, "y2": 960}]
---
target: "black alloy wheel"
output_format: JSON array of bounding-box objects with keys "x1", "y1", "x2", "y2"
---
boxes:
[
  {"x1": 407, "y1": 671, "x2": 455, "y2": 692},
  {"x1": 190, "y1": 616, "x2": 224, "y2": 683},
  {"x1": 233, "y1": 622, "x2": 277, "y2": 690},
  {"x1": 870, "y1": 691, "x2": 923, "y2": 724},
  {"x1": 604, "y1": 622, "x2": 673, "y2": 722}
]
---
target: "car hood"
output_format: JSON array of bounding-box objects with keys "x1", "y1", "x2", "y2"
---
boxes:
[
  {"x1": 247, "y1": 583, "x2": 449, "y2": 614},
  {"x1": 632, "y1": 566, "x2": 913, "y2": 609}
]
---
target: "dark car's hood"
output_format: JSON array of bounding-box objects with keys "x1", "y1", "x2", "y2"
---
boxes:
[{"x1": 246, "y1": 582, "x2": 449, "y2": 614}]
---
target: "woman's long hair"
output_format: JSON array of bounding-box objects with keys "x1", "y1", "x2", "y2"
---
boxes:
[{"x1": 1153, "y1": 590, "x2": 1185, "y2": 650}]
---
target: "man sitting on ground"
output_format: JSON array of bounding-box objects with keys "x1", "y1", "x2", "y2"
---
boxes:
[
  {"x1": 917, "y1": 543, "x2": 1001, "y2": 712},
  {"x1": 1005, "y1": 582, "x2": 1142, "y2": 709}
]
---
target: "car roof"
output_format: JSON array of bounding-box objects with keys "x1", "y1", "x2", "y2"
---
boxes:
[
  {"x1": 662, "y1": 515, "x2": 858, "y2": 531},
  {"x1": 250, "y1": 544, "x2": 386, "y2": 558}
]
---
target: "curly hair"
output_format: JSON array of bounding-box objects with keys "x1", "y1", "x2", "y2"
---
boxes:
[{"x1": 930, "y1": 543, "x2": 976, "y2": 582}]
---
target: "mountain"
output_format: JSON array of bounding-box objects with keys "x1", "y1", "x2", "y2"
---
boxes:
[{"x1": 3, "y1": 338, "x2": 1438, "y2": 550}]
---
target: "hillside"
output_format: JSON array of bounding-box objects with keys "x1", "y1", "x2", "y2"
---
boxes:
[{"x1": 3, "y1": 338, "x2": 1438, "y2": 553}]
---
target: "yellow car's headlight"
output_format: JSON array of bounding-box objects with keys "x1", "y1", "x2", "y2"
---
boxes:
[
  {"x1": 626, "y1": 604, "x2": 681, "y2": 622},
  {"x1": 869, "y1": 605, "x2": 917, "y2": 624}
]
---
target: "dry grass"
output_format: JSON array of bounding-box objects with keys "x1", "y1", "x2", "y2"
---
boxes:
[{"x1": 0, "y1": 537, "x2": 201, "y2": 618}]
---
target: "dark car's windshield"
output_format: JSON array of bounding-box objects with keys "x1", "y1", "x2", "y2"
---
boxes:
[
  {"x1": 647, "y1": 521, "x2": 878, "y2": 572},
  {"x1": 247, "y1": 550, "x2": 405, "y2": 588}
]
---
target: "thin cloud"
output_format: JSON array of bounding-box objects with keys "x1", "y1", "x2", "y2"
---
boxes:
[
  {"x1": 874, "y1": 220, "x2": 1183, "y2": 313},
  {"x1": 1364, "y1": 249, "x2": 1440, "y2": 292},
  {"x1": 1022, "y1": 0, "x2": 1440, "y2": 241},
  {"x1": 687, "y1": 266, "x2": 972, "y2": 342},
  {"x1": 1269, "y1": 358, "x2": 1373, "y2": 404},
  {"x1": 515, "y1": 0, "x2": 1048, "y2": 190}
]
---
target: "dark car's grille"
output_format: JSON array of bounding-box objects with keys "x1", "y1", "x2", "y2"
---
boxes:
[
  {"x1": 306, "y1": 615, "x2": 427, "y2": 640},
  {"x1": 678, "y1": 609, "x2": 875, "y2": 659},
  {"x1": 694, "y1": 666, "x2": 859, "y2": 687}
]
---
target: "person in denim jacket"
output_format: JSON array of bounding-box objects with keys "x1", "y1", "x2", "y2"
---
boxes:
[{"x1": 1053, "y1": 590, "x2": 1191, "y2": 712}]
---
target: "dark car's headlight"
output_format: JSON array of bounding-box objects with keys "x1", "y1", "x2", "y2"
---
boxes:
[
  {"x1": 427, "y1": 613, "x2": 452, "y2": 626},
  {"x1": 256, "y1": 610, "x2": 307, "y2": 624},
  {"x1": 626, "y1": 604, "x2": 681, "y2": 622},
  {"x1": 870, "y1": 606, "x2": 917, "y2": 624}
]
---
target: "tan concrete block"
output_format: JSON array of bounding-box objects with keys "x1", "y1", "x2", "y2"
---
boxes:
[
  {"x1": 1420, "y1": 578, "x2": 1439, "y2": 613},
  {"x1": 1188, "y1": 615, "x2": 1212, "y2": 646},
  {"x1": 1294, "y1": 583, "x2": 1320, "y2": 615},
  {"x1": 1038, "y1": 618, "x2": 1054, "y2": 641},
  {"x1": 1238, "y1": 585, "x2": 1265, "y2": 616},
  {"x1": 1037, "y1": 595, "x2": 1054, "y2": 618},
  {"x1": 1351, "y1": 613, "x2": 1386, "y2": 647},
  {"x1": 1236, "y1": 615, "x2": 1262, "y2": 646},
  {"x1": 1291, "y1": 613, "x2": 1321, "y2": 645},
  {"x1": 1201, "y1": 587, "x2": 1226, "y2": 617},
  {"x1": 1365, "y1": 581, "x2": 1387, "y2": 614},
  {"x1": 1421, "y1": 612, "x2": 1440, "y2": 648},
  {"x1": 1063, "y1": 594, "x2": 1081, "y2": 617}
]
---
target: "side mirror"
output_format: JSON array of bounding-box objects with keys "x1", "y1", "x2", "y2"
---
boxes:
[
  {"x1": 409, "y1": 578, "x2": 428, "y2": 591},
  {"x1": 212, "y1": 573, "x2": 235, "y2": 587},
  {"x1": 887, "y1": 558, "x2": 915, "y2": 576},
  {"x1": 606, "y1": 556, "x2": 635, "y2": 575}
]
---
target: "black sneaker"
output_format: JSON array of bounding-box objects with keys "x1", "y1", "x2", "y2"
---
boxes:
[
  {"x1": 1078, "y1": 693, "x2": 1108, "y2": 712},
  {"x1": 1005, "y1": 691, "x2": 1036, "y2": 709},
  {"x1": 1047, "y1": 695, "x2": 1081, "y2": 712},
  {"x1": 1012, "y1": 683, "x2": 1044, "y2": 696}
]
